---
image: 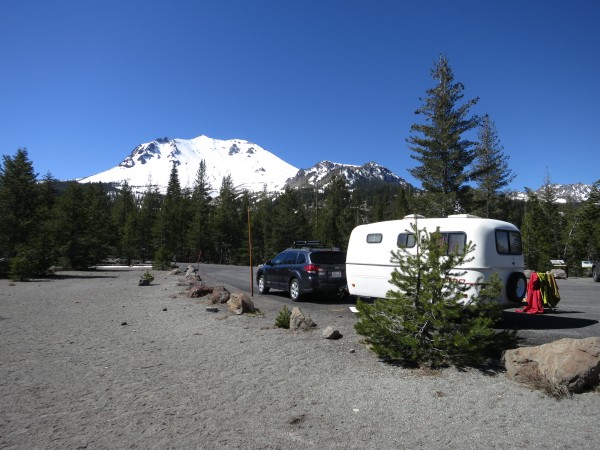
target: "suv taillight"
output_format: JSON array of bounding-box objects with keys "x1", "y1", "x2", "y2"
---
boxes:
[{"x1": 303, "y1": 264, "x2": 321, "y2": 273}]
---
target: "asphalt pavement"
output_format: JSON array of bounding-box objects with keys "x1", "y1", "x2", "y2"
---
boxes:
[{"x1": 194, "y1": 263, "x2": 600, "y2": 347}]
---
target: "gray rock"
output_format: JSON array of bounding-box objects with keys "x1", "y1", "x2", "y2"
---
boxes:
[
  {"x1": 322, "y1": 326, "x2": 342, "y2": 340},
  {"x1": 290, "y1": 307, "x2": 316, "y2": 330},
  {"x1": 185, "y1": 265, "x2": 199, "y2": 279},
  {"x1": 227, "y1": 293, "x2": 255, "y2": 315},
  {"x1": 187, "y1": 282, "x2": 213, "y2": 298},
  {"x1": 504, "y1": 337, "x2": 600, "y2": 393},
  {"x1": 209, "y1": 286, "x2": 231, "y2": 304}
]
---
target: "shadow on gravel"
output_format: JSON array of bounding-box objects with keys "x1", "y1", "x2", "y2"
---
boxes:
[
  {"x1": 260, "y1": 291, "x2": 357, "y2": 306},
  {"x1": 498, "y1": 311, "x2": 598, "y2": 331},
  {"x1": 49, "y1": 273, "x2": 120, "y2": 280}
]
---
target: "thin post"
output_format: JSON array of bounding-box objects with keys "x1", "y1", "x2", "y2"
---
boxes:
[{"x1": 248, "y1": 206, "x2": 253, "y2": 296}]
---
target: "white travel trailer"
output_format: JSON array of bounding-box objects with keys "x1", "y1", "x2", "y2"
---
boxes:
[{"x1": 346, "y1": 214, "x2": 527, "y2": 306}]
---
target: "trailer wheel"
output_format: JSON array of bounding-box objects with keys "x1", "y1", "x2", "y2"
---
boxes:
[{"x1": 506, "y1": 272, "x2": 527, "y2": 302}]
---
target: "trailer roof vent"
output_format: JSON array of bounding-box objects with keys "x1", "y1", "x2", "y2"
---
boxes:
[{"x1": 403, "y1": 214, "x2": 426, "y2": 219}]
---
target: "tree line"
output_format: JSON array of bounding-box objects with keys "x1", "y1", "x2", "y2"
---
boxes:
[{"x1": 1, "y1": 55, "x2": 599, "y2": 280}]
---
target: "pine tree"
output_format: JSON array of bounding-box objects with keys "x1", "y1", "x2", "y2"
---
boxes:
[
  {"x1": 0, "y1": 148, "x2": 47, "y2": 278},
  {"x1": 138, "y1": 185, "x2": 162, "y2": 264},
  {"x1": 82, "y1": 183, "x2": 113, "y2": 264},
  {"x1": 572, "y1": 181, "x2": 600, "y2": 264},
  {"x1": 253, "y1": 186, "x2": 275, "y2": 261},
  {"x1": 314, "y1": 175, "x2": 355, "y2": 248},
  {"x1": 270, "y1": 187, "x2": 310, "y2": 251},
  {"x1": 188, "y1": 160, "x2": 213, "y2": 263},
  {"x1": 354, "y1": 223, "x2": 515, "y2": 367},
  {"x1": 471, "y1": 114, "x2": 516, "y2": 218},
  {"x1": 153, "y1": 162, "x2": 185, "y2": 265},
  {"x1": 52, "y1": 182, "x2": 105, "y2": 269},
  {"x1": 111, "y1": 181, "x2": 138, "y2": 264},
  {"x1": 520, "y1": 175, "x2": 563, "y2": 272},
  {"x1": 212, "y1": 175, "x2": 241, "y2": 264},
  {"x1": 407, "y1": 55, "x2": 479, "y2": 217}
]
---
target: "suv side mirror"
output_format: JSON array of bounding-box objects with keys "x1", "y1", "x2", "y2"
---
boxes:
[{"x1": 265, "y1": 260, "x2": 273, "y2": 266}]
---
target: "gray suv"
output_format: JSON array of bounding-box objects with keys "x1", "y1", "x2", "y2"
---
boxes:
[{"x1": 256, "y1": 241, "x2": 347, "y2": 301}]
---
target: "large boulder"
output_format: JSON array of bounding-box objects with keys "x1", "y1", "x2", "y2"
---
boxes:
[
  {"x1": 290, "y1": 307, "x2": 316, "y2": 330},
  {"x1": 209, "y1": 286, "x2": 231, "y2": 304},
  {"x1": 187, "y1": 282, "x2": 213, "y2": 298},
  {"x1": 227, "y1": 293, "x2": 255, "y2": 315},
  {"x1": 504, "y1": 337, "x2": 600, "y2": 393}
]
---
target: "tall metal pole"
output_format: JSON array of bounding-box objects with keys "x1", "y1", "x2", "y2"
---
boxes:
[{"x1": 248, "y1": 206, "x2": 254, "y2": 296}]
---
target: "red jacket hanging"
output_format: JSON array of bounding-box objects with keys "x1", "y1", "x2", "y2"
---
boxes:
[{"x1": 516, "y1": 272, "x2": 544, "y2": 314}]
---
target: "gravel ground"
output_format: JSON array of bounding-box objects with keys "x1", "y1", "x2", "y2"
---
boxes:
[{"x1": 0, "y1": 267, "x2": 598, "y2": 449}]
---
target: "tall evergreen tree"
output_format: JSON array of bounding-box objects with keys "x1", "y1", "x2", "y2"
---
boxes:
[
  {"x1": 520, "y1": 176, "x2": 561, "y2": 271},
  {"x1": 153, "y1": 162, "x2": 185, "y2": 265},
  {"x1": 407, "y1": 55, "x2": 479, "y2": 217},
  {"x1": 315, "y1": 175, "x2": 354, "y2": 249},
  {"x1": 138, "y1": 185, "x2": 162, "y2": 263},
  {"x1": 188, "y1": 160, "x2": 213, "y2": 262},
  {"x1": 212, "y1": 175, "x2": 241, "y2": 264},
  {"x1": 52, "y1": 182, "x2": 110, "y2": 269},
  {"x1": 82, "y1": 183, "x2": 113, "y2": 264},
  {"x1": 0, "y1": 148, "x2": 47, "y2": 278},
  {"x1": 270, "y1": 187, "x2": 309, "y2": 252},
  {"x1": 471, "y1": 114, "x2": 515, "y2": 218},
  {"x1": 253, "y1": 186, "x2": 275, "y2": 261},
  {"x1": 571, "y1": 181, "x2": 600, "y2": 265},
  {"x1": 111, "y1": 181, "x2": 138, "y2": 264}
]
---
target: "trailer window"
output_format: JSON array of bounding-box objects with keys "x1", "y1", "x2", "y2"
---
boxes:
[
  {"x1": 366, "y1": 233, "x2": 383, "y2": 243},
  {"x1": 495, "y1": 230, "x2": 522, "y2": 255},
  {"x1": 397, "y1": 233, "x2": 416, "y2": 248},
  {"x1": 444, "y1": 232, "x2": 466, "y2": 255}
]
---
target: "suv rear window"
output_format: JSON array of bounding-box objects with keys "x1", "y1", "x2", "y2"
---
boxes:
[{"x1": 310, "y1": 252, "x2": 346, "y2": 264}]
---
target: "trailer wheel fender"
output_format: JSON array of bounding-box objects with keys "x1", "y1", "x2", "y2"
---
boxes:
[{"x1": 506, "y1": 272, "x2": 527, "y2": 302}]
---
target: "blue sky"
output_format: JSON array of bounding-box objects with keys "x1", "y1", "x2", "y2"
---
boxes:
[{"x1": 1, "y1": 0, "x2": 598, "y2": 191}]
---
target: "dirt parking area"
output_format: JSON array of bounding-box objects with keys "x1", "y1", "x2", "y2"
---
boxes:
[{"x1": 1, "y1": 268, "x2": 599, "y2": 449}]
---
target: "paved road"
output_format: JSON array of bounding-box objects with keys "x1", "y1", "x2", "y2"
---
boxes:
[{"x1": 193, "y1": 263, "x2": 600, "y2": 347}]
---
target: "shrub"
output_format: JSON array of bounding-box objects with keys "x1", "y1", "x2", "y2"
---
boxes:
[{"x1": 275, "y1": 305, "x2": 291, "y2": 329}]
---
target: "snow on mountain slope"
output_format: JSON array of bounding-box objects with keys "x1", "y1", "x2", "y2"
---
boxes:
[
  {"x1": 79, "y1": 135, "x2": 299, "y2": 193},
  {"x1": 285, "y1": 160, "x2": 409, "y2": 189}
]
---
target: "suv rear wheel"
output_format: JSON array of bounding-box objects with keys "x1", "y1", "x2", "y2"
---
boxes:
[
  {"x1": 258, "y1": 275, "x2": 270, "y2": 294},
  {"x1": 289, "y1": 278, "x2": 302, "y2": 301}
]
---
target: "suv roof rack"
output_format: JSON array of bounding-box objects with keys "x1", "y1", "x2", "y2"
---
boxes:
[
  {"x1": 290, "y1": 240, "x2": 341, "y2": 251},
  {"x1": 292, "y1": 240, "x2": 322, "y2": 248}
]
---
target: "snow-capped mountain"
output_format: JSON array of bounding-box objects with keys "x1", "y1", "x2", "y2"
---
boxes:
[
  {"x1": 79, "y1": 135, "x2": 411, "y2": 195},
  {"x1": 511, "y1": 183, "x2": 593, "y2": 203},
  {"x1": 284, "y1": 160, "x2": 409, "y2": 189},
  {"x1": 79, "y1": 135, "x2": 299, "y2": 194}
]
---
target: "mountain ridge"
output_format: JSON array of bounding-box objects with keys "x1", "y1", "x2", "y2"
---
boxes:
[{"x1": 79, "y1": 134, "x2": 594, "y2": 202}]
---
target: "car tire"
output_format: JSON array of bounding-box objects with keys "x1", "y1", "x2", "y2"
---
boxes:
[
  {"x1": 289, "y1": 278, "x2": 302, "y2": 301},
  {"x1": 506, "y1": 272, "x2": 527, "y2": 302},
  {"x1": 593, "y1": 266, "x2": 600, "y2": 282},
  {"x1": 258, "y1": 275, "x2": 269, "y2": 294}
]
